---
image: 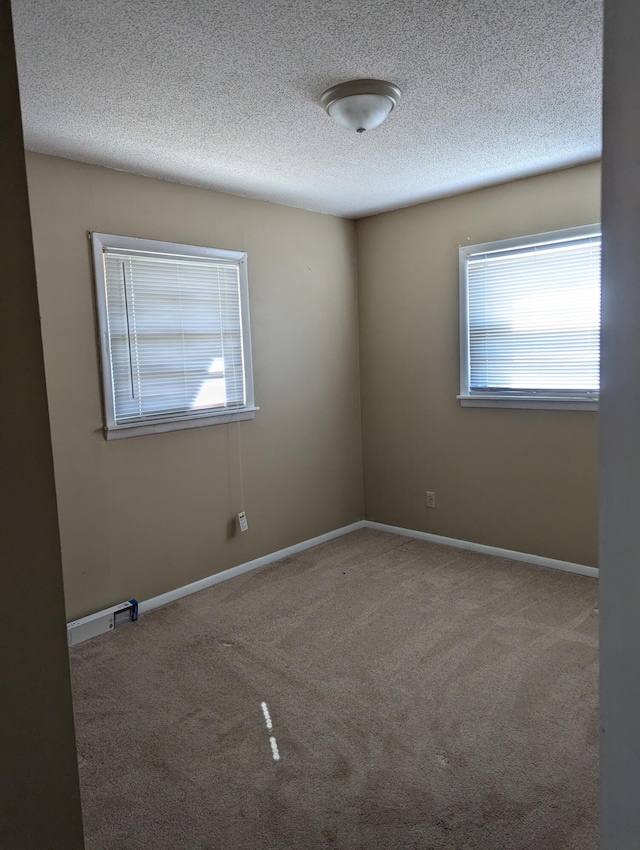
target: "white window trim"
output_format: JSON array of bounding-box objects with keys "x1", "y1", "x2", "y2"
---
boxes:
[
  {"x1": 458, "y1": 224, "x2": 601, "y2": 411},
  {"x1": 91, "y1": 232, "x2": 257, "y2": 439}
]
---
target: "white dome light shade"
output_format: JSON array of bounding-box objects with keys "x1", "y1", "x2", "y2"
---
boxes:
[
  {"x1": 327, "y1": 93, "x2": 393, "y2": 132},
  {"x1": 320, "y1": 79, "x2": 401, "y2": 133}
]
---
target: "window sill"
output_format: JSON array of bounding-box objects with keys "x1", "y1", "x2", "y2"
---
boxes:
[
  {"x1": 458, "y1": 395, "x2": 598, "y2": 411},
  {"x1": 104, "y1": 407, "x2": 259, "y2": 440}
]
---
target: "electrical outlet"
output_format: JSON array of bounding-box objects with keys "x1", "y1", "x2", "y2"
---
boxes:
[
  {"x1": 237, "y1": 511, "x2": 248, "y2": 532},
  {"x1": 426, "y1": 491, "x2": 436, "y2": 509}
]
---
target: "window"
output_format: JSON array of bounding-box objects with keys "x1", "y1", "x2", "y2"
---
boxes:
[
  {"x1": 91, "y1": 233, "x2": 256, "y2": 438},
  {"x1": 459, "y1": 224, "x2": 601, "y2": 410}
]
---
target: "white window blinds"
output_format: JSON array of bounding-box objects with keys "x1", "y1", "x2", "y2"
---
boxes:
[
  {"x1": 93, "y1": 234, "x2": 255, "y2": 437},
  {"x1": 461, "y1": 227, "x2": 601, "y2": 404}
]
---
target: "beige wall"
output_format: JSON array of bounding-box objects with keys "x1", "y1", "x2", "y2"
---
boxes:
[
  {"x1": 357, "y1": 163, "x2": 601, "y2": 566},
  {"x1": 599, "y1": 0, "x2": 640, "y2": 836},
  {"x1": 26, "y1": 152, "x2": 363, "y2": 620},
  {"x1": 1, "y1": 3, "x2": 84, "y2": 844},
  {"x1": 25, "y1": 153, "x2": 601, "y2": 625}
]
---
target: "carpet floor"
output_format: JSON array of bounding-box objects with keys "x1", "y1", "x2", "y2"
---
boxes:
[{"x1": 70, "y1": 528, "x2": 599, "y2": 849}]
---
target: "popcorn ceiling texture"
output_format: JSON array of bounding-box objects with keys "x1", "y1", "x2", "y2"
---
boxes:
[{"x1": 12, "y1": 0, "x2": 602, "y2": 218}]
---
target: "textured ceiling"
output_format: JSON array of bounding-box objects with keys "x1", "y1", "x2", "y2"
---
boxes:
[{"x1": 12, "y1": 0, "x2": 602, "y2": 218}]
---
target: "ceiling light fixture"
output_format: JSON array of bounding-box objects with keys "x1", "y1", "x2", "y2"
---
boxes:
[{"x1": 320, "y1": 79, "x2": 402, "y2": 133}]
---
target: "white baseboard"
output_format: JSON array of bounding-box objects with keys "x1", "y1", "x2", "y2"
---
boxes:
[
  {"x1": 364, "y1": 520, "x2": 599, "y2": 578},
  {"x1": 137, "y1": 521, "x2": 366, "y2": 615},
  {"x1": 72, "y1": 518, "x2": 596, "y2": 640}
]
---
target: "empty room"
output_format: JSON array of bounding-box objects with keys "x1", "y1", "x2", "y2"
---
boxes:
[{"x1": 6, "y1": 0, "x2": 640, "y2": 848}]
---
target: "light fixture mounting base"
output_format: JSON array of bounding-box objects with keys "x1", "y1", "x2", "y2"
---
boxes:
[{"x1": 320, "y1": 79, "x2": 402, "y2": 114}]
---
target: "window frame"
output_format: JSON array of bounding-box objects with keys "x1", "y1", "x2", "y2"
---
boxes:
[
  {"x1": 458, "y1": 224, "x2": 601, "y2": 411},
  {"x1": 91, "y1": 232, "x2": 257, "y2": 439}
]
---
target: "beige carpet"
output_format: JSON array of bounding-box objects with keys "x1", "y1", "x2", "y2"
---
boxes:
[{"x1": 70, "y1": 528, "x2": 599, "y2": 849}]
